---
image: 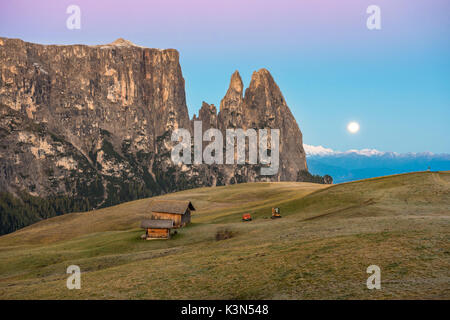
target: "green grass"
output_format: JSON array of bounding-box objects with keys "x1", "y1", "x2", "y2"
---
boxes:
[{"x1": 0, "y1": 172, "x2": 449, "y2": 299}]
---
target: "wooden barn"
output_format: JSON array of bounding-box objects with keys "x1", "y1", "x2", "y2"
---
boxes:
[
  {"x1": 140, "y1": 219, "x2": 173, "y2": 239},
  {"x1": 149, "y1": 200, "x2": 195, "y2": 228}
]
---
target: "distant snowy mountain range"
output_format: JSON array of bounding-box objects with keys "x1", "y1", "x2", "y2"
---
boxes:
[{"x1": 304, "y1": 144, "x2": 450, "y2": 183}]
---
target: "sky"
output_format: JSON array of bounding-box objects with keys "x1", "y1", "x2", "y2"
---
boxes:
[{"x1": 1, "y1": 0, "x2": 449, "y2": 153}]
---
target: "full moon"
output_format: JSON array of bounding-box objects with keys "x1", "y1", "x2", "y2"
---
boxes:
[{"x1": 347, "y1": 122, "x2": 360, "y2": 134}]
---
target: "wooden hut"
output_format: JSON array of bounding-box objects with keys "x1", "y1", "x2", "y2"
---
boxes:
[
  {"x1": 140, "y1": 219, "x2": 173, "y2": 239},
  {"x1": 149, "y1": 200, "x2": 195, "y2": 228}
]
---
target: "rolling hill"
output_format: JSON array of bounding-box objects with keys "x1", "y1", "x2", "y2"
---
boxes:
[{"x1": 0, "y1": 171, "x2": 449, "y2": 299}]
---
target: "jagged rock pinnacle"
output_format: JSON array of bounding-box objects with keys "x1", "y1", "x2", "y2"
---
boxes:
[{"x1": 227, "y1": 70, "x2": 244, "y2": 95}]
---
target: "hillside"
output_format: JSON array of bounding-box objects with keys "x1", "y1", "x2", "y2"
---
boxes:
[{"x1": 0, "y1": 171, "x2": 449, "y2": 299}]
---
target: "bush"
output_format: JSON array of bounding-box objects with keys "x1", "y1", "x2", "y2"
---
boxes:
[{"x1": 215, "y1": 228, "x2": 233, "y2": 241}]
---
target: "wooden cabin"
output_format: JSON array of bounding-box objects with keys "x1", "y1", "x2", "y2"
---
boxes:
[
  {"x1": 149, "y1": 200, "x2": 195, "y2": 228},
  {"x1": 140, "y1": 219, "x2": 173, "y2": 239}
]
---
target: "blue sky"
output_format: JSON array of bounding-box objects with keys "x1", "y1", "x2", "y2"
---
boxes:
[{"x1": 1, "y1": 0, "x2": 449, "y2": 153}]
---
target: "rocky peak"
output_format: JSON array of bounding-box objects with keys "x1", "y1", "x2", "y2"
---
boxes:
[
  {"x1": 245, "y1": 69, "x2": 284, "y2": 108},
  {"x1": 227, "y1": 70, "x2": 244, "y2": 96},
  {"x1": 218, "y1": 68, "x2": 307, "y2": 179},
  {"x1": 249, "y1": 68, "x2": 273, "y2": 84},
  {"x1": 109, "y1": 38, "x2": 140, "y2": 47},
  {"x1": 195, "y1": 101, "x2": 218, "y2": 131},
  {"x1": 221, "y1": 71, "x2": 243, "y2": 109},
  {"x1": 218, "y1": 71, "x2": 244, "y2": 129}
]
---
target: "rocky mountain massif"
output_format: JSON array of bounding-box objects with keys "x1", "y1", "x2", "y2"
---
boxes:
[{"x1": 0, "y1": 37, "x2": 328, "y2": 234}]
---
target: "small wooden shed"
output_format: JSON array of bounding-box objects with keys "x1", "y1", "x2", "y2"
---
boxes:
[
  {"x1": 140, "y1": 219, "x2": 173, "y2": 239},
  {"x1": 149, "y1": 200, "x2": 195, "y2": 228}
]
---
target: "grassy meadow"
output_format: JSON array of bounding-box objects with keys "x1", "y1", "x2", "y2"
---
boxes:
[{"x1": 0, "y1": 171, "x2": 449, "y2": 299}]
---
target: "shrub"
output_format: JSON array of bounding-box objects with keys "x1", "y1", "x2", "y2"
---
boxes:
[{"x1": 215, "y1": 228, "x2": 233, "y2": 241}]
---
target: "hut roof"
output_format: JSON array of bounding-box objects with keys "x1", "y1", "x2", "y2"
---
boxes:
[
  {"x1": 140, "y1": 219, "x2": 174, "y2": 229},
  {"x1": 149, "y1": 200, "x2": 196, "y2": 215}
]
